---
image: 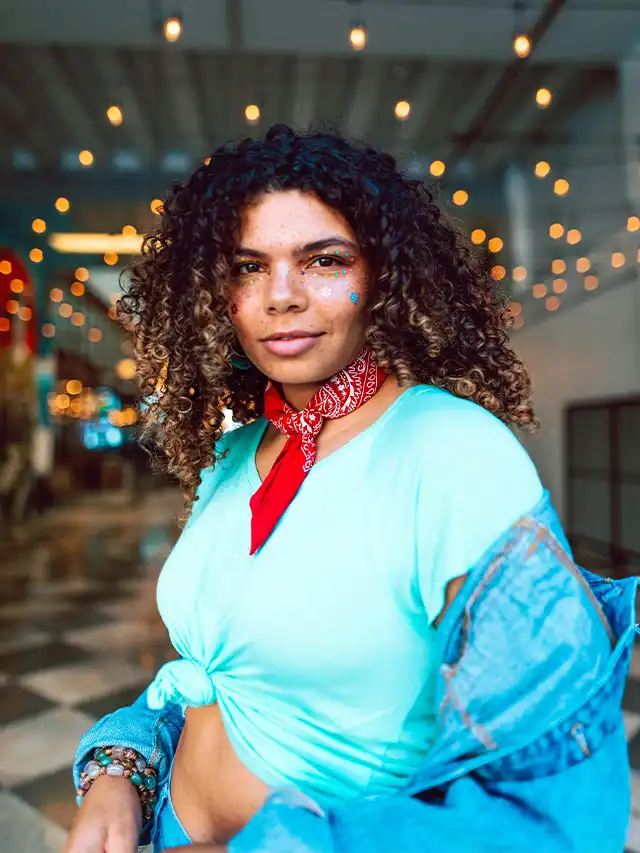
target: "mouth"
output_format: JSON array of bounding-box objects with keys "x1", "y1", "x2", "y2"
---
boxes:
[{"x1": 260, "y1": 331, "x2": 325, "y2": 357}]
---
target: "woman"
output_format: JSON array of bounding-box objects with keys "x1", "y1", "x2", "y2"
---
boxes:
[{"x1": 66, "y1": 125, "x2": 635, "y2": 853}]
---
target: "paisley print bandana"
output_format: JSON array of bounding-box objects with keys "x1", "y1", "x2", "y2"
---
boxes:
[{"x1": 249, "y1": 350, "x2": 387, "y2": 554}]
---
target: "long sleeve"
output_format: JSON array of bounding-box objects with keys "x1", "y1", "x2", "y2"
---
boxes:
[{"x1": 228, "y1": 500, "x2": 637, "y2": 853}]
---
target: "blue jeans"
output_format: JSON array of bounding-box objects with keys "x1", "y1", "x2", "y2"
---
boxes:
[{"x1": 152, "y1": 767, "x2": 192, "y2": 850}]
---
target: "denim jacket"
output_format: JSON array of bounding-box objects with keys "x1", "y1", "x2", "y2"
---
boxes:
[{"x1": 74, "y1": 491, "x2": 638, "y2": 852}]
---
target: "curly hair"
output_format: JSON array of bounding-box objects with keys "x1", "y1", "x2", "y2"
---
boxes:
[{"x1": 120, "y1": 123, "x2": 536, "y2": 518}]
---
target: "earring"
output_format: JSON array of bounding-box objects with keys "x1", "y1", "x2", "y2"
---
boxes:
[{"x1": 229, "y1": 342, "x2": 252, "y2": 371}]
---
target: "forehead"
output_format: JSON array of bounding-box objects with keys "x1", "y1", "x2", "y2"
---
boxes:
[{"x1": 238, "y1": 190, "x2": 356, "y2": 249}]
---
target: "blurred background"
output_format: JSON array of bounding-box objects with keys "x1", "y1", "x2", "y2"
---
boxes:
[{"x1": 0, "y1": 0, "x2": 639, "y2": 850}]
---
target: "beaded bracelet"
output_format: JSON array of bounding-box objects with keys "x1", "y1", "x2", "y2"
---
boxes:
[{"x1": 76, "y1": 746, "x2": 158, "y2": 822}]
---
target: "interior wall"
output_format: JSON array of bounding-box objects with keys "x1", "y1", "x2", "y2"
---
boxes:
[{"x1": 513, "y1": 278, "x2": 640, "y2": 522}]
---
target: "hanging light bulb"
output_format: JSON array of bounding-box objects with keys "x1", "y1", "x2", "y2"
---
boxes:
[
  {"x1": 164, "y1": 15, "x2": 183, "y2": 42},
  {"x1": 107, "y1": 105, "x2": 123, "y2": 126},
  {"x1": 349, "y1": 24, "x2": 367, "y2": 51},
  {"x1": 536, "y1": 88, "x2": 552, "y2": 108},
  {"x1": 534, "y1": 161, "x2": 551, "y2": 178},
  {"x1": 513, "y1": 34, "x2": 531, "y2": 58},
  {"x1": 394, "y1": 101, "x2": 411, "y2": 121}
]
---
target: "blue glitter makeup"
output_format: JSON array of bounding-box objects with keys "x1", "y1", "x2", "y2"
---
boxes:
[{"x1": 350, "y1": 292, "x2": 360, "y2": 304}]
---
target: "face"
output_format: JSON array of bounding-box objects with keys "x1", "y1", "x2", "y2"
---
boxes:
[{"x1": 228, "y1": 190, "x2": 369, "y2": 386}]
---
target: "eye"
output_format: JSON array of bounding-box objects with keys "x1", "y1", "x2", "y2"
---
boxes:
[
  {"x1": 233, "y1": 261, "x2": 263, "y2": 277},
  {"x1": 308, "y1": 254, "x2": 347, "y2": 270}
]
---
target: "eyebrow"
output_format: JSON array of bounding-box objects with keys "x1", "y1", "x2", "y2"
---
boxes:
[{"x1": 234, "y1": 237, "x2": 359, "y2": 259}]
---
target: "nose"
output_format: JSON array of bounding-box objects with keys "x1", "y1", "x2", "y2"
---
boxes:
[{"x1": 264, "y1": 261, "x2": 309, "y2": 315}]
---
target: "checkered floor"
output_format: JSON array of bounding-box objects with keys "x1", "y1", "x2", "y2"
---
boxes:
[{"x1": 0, "y1": 488, "x2": 639, "y2": 852}]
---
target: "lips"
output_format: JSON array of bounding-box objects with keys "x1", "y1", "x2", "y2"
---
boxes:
[{"x1": 260, "y1": 331, "x2": 324, "y2": 357}]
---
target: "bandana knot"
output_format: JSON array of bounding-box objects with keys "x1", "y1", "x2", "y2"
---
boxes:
[{"x1": 249, "y1": 350, "x2": 386, "y2": 553}]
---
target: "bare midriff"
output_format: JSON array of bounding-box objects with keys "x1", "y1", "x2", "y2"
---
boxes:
[{"x1": 170, "y1": 704, "x2": 271, "y2": 845}]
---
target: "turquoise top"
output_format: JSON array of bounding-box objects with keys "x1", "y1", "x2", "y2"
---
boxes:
[{"x1": 151, "y1": 385, "x2": 543, "y2": 805}]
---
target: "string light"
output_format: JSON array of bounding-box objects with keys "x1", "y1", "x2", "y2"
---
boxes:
[
  {"x1": 551, "y1": 259, "x2": 566, "y2": 275},
  {"x1": 534, "y1": 161, "x2": 551, "y2": 178},
  {"x1": 509, "y1": 301, "x2": 523, "y2": 317},
  {"x1": 29, "y1": 248, "x2": 43, "y2": 263},
  {"x1": 627, "y1": 216, "x2": 640, "y2": 232},
  {"x1": 394, "y1": 101, "x2": 411, "y2": 121},
  {"x1": 107, "y1": 105, "x2": 123, "y2": 126},
  {"x1": 532, "y1": 283, "x2": 547, "y2": 299},
  {"x1": 245, "y1": 104, "x2": 260, "y2": 123},
  {"x1": 552, "y1": 278, "x2": 567, "y2": 294},
  {"x1": 115, "y1": 358, "x2": 137, "y2": 380},
  {"x1": 71, "y1": 312, "x2": 85, "y2": 326},
  {"x1": 55, "y1": 197, "x2": 70, "y2": 213},
  {"x1": 10, "y1": 279, "x2": 23, "y2": 293},
  {"x1": 567, "y1": 229, "x2": 581, "y2": 244},
  {"x1": 584, "y1": 275, "x2": 598, "y2": 290},
  {"x1": 536, "y1": 88, "x2": 552, "y2": 108},
  {"x1": 576, "y1": 257, "x2": 591, "y2": 273},
  {"x1": 163, "y1": 16, "x2": 182, "y2": 42},
  {"x1": 545, "y1": 296, "x2": 560, "y2": 312},
  {"x1": 66, "y1": 380, "x2": 83, "y2": 395},
  {"x1": 513, "y1": 34, "x2": 531, "y2": 58},
  {"x1": 429, "y1": 160, "x2": 446, "y2": 178},
  {"x1": 452, "y1": 190, "x2": 469, "y2": 206},
  {"x1": 71, "y1": 281, "x2": 85, "y2": 297},
  {"x1": 491, "y1": 265, "x2": 506, "y2": 280},
  {"x1": 122, "y1": 225, "x2": 137, "y2": 236},
  {"x1": 50, "y1": 288, "x2": 64, "y2": 302},
  {"x1": 150, "y1": 199, "x2": 163, "y2": 214},
  {"x1": 32, "y1": 218, "x2": 46, "y2": 234},
  {"x1": 75, "y1": 267, "x2": 89, "y2": 282},
  {"x1": 471, "y1": 229, "x2": 486, "y2": 245},
  {"x1": 104, "y1": 252, "x2": 119, "y2": 266},
  {"x1": 59, "y1": 303, "x2": 73, "y2": 318},
  {"x1": 0, "y1": 318, "x2": 10, "y2": 332},
  {"x1": 554, "y1": 178, "x2": 569, "y2": 196},
  {"x1": 512, "y1": 266, "x2": 527, "y2": 282},
  {"x1": 0, "y1": 260, "x2": 12, "y2": 274},
  {"x1": 18, "y1": 306, "x2": 32, "y2": 321},
  {"x1": 349, "y1": 25, "x2": 366, "y2": 50},
  {"x1": 88, "y1": 327, "x2": 102, "y2": 343},
  {"x1": 79, "y1": 150, "x2": 94, "y2": 167},
  {"x1": 42, "y1": 323, "x2": 55, "y2": 337},
  {"x1": 6, "y1": 300, "x2": 19, "y2": 314},
  {"x1": 612, "y1": 252, "x2": 625, "y2": 268},
  {"x1": 549, "y1": 223, "x2": 564, "y2": 239},
  {"x1": 488, "y1": 237, "x2": 503, "y2": 253}
]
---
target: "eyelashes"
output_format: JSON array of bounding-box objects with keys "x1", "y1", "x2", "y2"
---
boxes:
[{"x1": 231, "y1": 253, "x2": 354, "y2": 279}]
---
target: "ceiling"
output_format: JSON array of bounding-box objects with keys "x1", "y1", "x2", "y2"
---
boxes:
[{"x1": 0, "y1": 0, "x2": 638, "y2": 326}]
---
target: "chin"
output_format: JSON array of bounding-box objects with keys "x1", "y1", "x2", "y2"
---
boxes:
[{"x1": 252, "y1": 353, "x2": 343, "y2": 386}]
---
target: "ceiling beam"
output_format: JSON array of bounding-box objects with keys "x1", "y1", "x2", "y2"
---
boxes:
[
  {"x1": 97, "y1": 48, "x2": 155, "y2": 163},
  {"x1": 449, "y1": 0, "x2": 569, "y2": 168},
  {"x1": 161, "y1": 48, "x2": 208, "y2": 159},
  {"x1": 392, "y1": 63, "x2": 448, "y2": 160},
  {"x1": 345, "y1": 58, "x2": 385, "y2": 140},
  {"x1": 290, "y1": 57, "x2": 319, "y2": 130}
]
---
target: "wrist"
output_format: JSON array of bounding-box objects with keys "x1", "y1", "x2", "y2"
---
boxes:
[{"x1": 77, "y1": 746, "x2": 158, "y2": 822}]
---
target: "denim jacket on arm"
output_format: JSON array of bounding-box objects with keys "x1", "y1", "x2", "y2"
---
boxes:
[{"x1": 73, "y1": 491, "x2": 638, "y2": 852}]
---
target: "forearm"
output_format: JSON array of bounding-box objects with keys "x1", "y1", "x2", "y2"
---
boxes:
[{"x1": 73, "y1": 689, "x2": 184, "y2": 800}]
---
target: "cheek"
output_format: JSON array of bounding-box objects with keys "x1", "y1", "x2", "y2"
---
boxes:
[{"x1": 307, "y1": 267, "x2": 365, "y2": 307}]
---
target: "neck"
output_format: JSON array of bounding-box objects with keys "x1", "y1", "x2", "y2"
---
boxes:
[{"x1": 280, "y1": 382, "x2": 323, "y2": 412}]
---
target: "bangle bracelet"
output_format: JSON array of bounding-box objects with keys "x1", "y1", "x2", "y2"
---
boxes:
[{"x1": 76, "y1": 746, "x2": 158, "y2": 821}]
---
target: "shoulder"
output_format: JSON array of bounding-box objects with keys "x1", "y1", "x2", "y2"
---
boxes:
[
  {"x1": 188, "y1": 418, "x2": 265, "y2": 523},
  {"x1": 396, "y1": 385, "x2": 539, "y2": 484}
]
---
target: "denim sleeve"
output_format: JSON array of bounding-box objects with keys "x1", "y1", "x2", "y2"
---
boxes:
[
  {"x1": 230, "y1": 726, "x2": 629, "y2": 853},
  {"x1": 72, "y1": 688, "x2": 184, "y2": 845}
]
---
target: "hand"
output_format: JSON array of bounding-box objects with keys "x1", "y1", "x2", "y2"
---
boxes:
[{"x1": 65, "y1": 775, "x2": 142, "y2": 853}]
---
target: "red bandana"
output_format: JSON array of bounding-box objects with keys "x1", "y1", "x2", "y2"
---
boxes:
[{"x1": 249, "y1": 350, "x2": 387, "y2": 554}]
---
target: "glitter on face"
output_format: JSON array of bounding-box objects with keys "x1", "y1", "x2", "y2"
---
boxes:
[
  {"x1": 320, "y1": 286, "x2": 333, "y2": 298},
  {"x1": 350, "y1": 292, "x2": 360, "y2": 304}
]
